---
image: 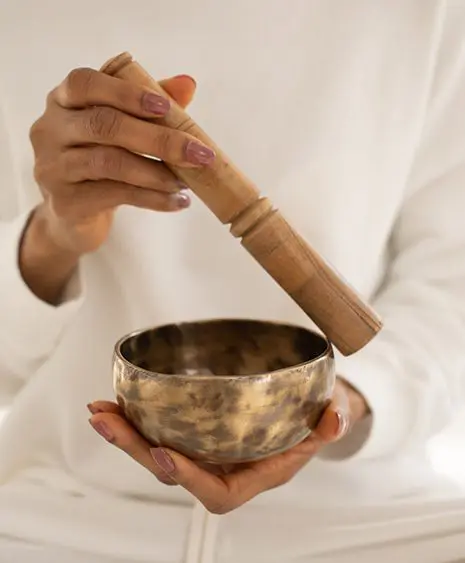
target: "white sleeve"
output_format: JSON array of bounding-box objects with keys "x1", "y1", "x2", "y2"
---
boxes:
[
  {"x1": 323, "y1": 1, "x2": 465, "y2": 461},
  {"x1": 0, "y1": 100, "x2": 84, "y2": 405}
]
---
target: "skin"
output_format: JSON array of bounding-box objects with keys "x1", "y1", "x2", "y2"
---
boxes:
[
  {"x1": 24, "y1": 66, "x2": 370, "y2": 513},
  {"x1": 21, "y1": 68, "x2": 207, "y2": 304},
  {"x1": 88, "y1": 378, "x2": 369, "y2": 514}
]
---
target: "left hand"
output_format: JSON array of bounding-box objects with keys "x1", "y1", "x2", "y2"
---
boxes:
[{"x1": 88, "y1": 378, "x2": 368, "y2": 514}]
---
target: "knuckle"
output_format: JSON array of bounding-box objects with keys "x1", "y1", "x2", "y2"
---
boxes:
[
  {"x1": 60, "y1": 151, "x2": 78, "y2": 178},
  {"x1": 33, "y1": 157, "x2": 59, "y2": 191},
  {"x1": 89, "y1": 147, "x2": 123, "y2": 178},
  {"x1": 34, "y1": 155, "x2": 76, "y2": 204},
  {"x1": 46, "y1": 89, "x2": 56, "y2": 108},
  {"x1": 152, "y1": 129, "x2": 173, "y2": 158},
  {"x1": 29, "y1": 118, "x2": 45, "y2": 147},
  {"x1": 86, "y1": 107, "x2": 121, "y2": 140},
  {"x1": 30, "y1": 104, "x2": 65, "y2": 152},
  {"x1": 33, "y1": 159, "x2": 48, "y2": 185},
  {"x1": 62, "y1": 67, "x2": 96, "y2": 106}
]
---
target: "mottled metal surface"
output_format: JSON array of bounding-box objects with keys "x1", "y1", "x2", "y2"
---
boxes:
[{"x1": 113, "y1": 319, "x2": 335, "y2": 464}]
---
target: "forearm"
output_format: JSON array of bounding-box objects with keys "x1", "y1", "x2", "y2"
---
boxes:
[{"x1": 18, "y1": 205, "x2": 80, "y2": 305}]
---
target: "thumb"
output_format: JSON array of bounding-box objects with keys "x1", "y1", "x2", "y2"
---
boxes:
[
  {"x1": 313, "y1": 382, "x2": 351, "y2": 444},
  {"x1": 159, "y1": 75, "x2": 197, "y2": 109}
]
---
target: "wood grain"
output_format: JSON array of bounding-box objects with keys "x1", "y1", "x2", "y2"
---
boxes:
[{"x1": 101, "y1": 52, "x2": 383, "y2": 355}]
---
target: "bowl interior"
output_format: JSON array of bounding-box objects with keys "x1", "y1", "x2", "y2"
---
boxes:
[{"x1": 118, "y1": 319, "x2": 328, "y2": 377}]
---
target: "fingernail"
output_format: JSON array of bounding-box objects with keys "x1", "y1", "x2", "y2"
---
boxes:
[
  {"x1": 335, "y1": 410, "x2": 349, "y2": 439},
  {"x1": 185, "y1": 140, "x2": 215, "y2": 166},
  {"x1": 174, "y1": 190, "x2": 191, "y2": 209},
  {"x1": 142, "y1": 92, "x2": 170, "y2": 115},
  {"x1": 173, "y1": 74, "x2": 197, "y2": 87},
  {"x1": 89, "y1": 419, "x2": 114, "y2": 442},
  {"x1": 151, "y1": 448, "x2": 176, "y2": 475},
  {"x1": 87, "y1": 403, "x2": 102, "y2": 415}
]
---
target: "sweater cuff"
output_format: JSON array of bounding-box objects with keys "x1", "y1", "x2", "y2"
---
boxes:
[
  {"x1": 320, "y1": 343, "x2": 416, "y2": 461},
  {"x1": 0, "y1": 212, "x2": 84, "y2": 365}
]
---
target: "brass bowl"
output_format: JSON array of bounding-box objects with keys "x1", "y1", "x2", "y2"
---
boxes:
[{"x1": 113, "y1": 319, "x2": 335, "y2": 464}]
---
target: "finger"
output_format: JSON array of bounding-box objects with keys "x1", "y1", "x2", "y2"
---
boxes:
[
  {"x1": 60, "y1": 147, "x2": 185, "y2": 193},
  {"x1": 88, "y1": 412, "x2": 177, "y2": 486},
  {"x1": 69, "y1": 179, "x2": 190, "y2": 215},
  {"x1": 150, "y1": 447, "x2": 235, "y2": 513},
  {"x1": 159, "y1": 75, "x2": 196, "y2": 109},
  {"x1": 66, "y1": 106, "x2": 215, "y2": 168},
  {"x1": 220, "y1": 436, "x2": 320, "y2": 499},
  {"x1": 53, "y1": 68, "x2": 172, "y2": 119},
  {"x1": 151, "y1": 437, "x2": 320, "y2": 514},
  {"x1": 314, "y1": 388, "x2": 350, "y2": 444},
  {"x1": 87, "y1": 401, "x2": 123, "y2": 416}
]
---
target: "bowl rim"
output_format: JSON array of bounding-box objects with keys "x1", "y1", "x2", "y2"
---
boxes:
[{"x1": 113, "y1": 318, "x2": 333, "y2": 382}]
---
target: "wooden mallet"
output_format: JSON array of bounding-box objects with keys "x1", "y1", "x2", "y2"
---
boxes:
[{"x1": 101, "y1": 52, "x2": 383, "y2": 356}]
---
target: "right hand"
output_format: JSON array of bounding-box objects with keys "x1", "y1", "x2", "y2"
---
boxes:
[
  {"x1": 88, "y1": 391, "x2": 350, "y2": 514},
  {"x1": 28, "y1": 67, "x2": 215, "y2": 256}
]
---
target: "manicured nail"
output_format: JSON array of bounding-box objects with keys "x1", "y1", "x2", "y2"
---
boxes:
[
  {"x1": 335, "y1": 410, "x2": 349, "y2": 439},
  {"x1": 142, "y1": 92, "x2": 170, "y2": 115},
  {"x1": 151, "y1": 448, "x2": 176, "y2": 475},
  {"x1": 89, "y1": 419, "x2": 114, "y2": 442},
  {"x1": 87, "y1": 403, "x2": 102, "y2": 415},
  {"x1": 185, "y1": 140, "x2": 215, "y2": 166},
  {"x1": 174, "y1": 190, "x2": 191, "y2": 209}
]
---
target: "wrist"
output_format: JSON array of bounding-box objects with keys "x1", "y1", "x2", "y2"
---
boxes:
[{"x1": 19, "y1": 205, "x2": 81, "y2": 304}]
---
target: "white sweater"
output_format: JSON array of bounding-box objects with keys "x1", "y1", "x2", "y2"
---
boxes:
[{"x1": 1, "y1": 1, "x2": 465, "y2": 562}]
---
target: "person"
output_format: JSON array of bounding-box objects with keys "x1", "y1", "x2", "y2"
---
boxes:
[{"x1": 1, "y1": 0, "x2": 465, "y2": 561}]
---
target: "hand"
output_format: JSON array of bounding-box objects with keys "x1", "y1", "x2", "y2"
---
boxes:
[
  {"x1": 28, "y1": 67, "x2": 214, "y2": 256},
  {"x1": 88, "y1": 379, "x2": 366, "y2": 514}
]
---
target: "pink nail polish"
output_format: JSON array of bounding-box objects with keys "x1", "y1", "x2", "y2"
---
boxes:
[
  {"x1": 335, "y1": 410, "x2": 349, "y2": 439},
  {"x1": 185, "y1": 140, "x2": 215, "y2": 166},
  {"x1": 142, "y1": 92, "x2": 170, "y2": 115},
  {"x1": 87, "y1": 403, "x2": 102, "y2": 415},
  {"x1": 151, "y1": 448, "x2": 176, "y2": 475},
  {"x1": 89, "y1": 419, "x2": 114, "y2": 442},
  {"x1": 175, "y1": 191, "x2": 191, "y2": 209}
]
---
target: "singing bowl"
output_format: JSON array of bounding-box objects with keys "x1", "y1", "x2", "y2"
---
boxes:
[{"x1": 113, "y1": 319, "x2": 335, "y2": 464}]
